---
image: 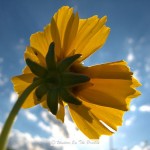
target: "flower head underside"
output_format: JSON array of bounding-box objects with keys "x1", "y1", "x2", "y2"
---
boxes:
[{"x1": 12, "y1": 6, "x2": 141, "y2": 139}]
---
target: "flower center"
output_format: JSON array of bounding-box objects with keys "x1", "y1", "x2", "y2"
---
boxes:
[
  {"x1": 45, "y1": 71, "x2": 61, "y2": 88},
  {"x1": 26, "y1": 42, "x2": 90, "y2": 115}
]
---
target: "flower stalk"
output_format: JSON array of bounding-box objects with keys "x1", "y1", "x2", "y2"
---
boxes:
[{"x1": 0, "y1": 79, "x2": 42, "y2": 150}]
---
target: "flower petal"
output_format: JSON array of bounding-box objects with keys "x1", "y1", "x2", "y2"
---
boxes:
[
  {"x1": 41, "y1": 100, "x2": 65, "y2": 122},
  {"x1": 51, "y1": 6, "x2": 79, "y2": 60},
  {"x1": 25, "y1": 46, "x2": 46, "y2": 67},
  {"x1": 83, "y1": 101, "x2": 124, "y2": 131},
  {"x1": 11, "y1": 73, "x2": 35, "y2": 93},
  {"x1": 79, "y1": 60, "x2": 133, "y2": 80},
  {"x1": 68, "y1": 103, "x2": 113, "y2": 139},
  {"x1": 22, "y1": 66, "x2": 31, "y2": 74},
  {"x1": 63, "y1": 12, "x2": 79, "y2": 57},
  {"x1": 77, "y1": 60, "x2": 141, "y2": 110},
  {"x1": 70, "y1": 15, "x2": 109, "y2": 61},
  {"x1": 11, "y1": 73, "x2": 42, "y2": 108},
  {"x1": 30, "y1": 25, "x2": 53, "y2": 57},
  {"x1": 77, "y1": 79, "x2": 136, "y2": 111},
  {"x1": 56, "y1": 101, "x2": 65, "y2": 123}
]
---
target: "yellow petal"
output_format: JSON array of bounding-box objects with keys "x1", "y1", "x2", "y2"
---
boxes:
[
  {"x1": 22, "y1": 66, "x2": 31, "y2": 74},
  {"x1": 11, "y1": 73, "x2": 41, "y2": 108},
  {"x1": 68, "y1": 103, "x2": 113, "y2": 139},
  {"x1": 56, "y1": 101, "x2": 65, "y2": 122},
  {"x1": 83, "y1": 101, "x2": 124, "y2": 131},
  {"x1": 77, "y1": 60, "x2": 141, "y2": 110},
  {"x1": 79, "y1": 60, "x2": 133, "y2": 80},
  {"x1": 41, "y1": 100, "x2": 65, "y2": 122},
  {"x1": 52, "y1": 6, "x2": 73, "y2": 46},
  {"x1": 11, "y1": 73, "x2": 35, "y2": 94},
  {"x1": 51, "y1": 17, "x2": 61, "y2": 60},
  {"x1": 77, "y1": 78, "x2": 135, "y2": 111},
  {"x1": 131, "y1": 77, "x2": 142, "y2": 88},
  {"x1": 30, "y1": 25, "x2": 53, "y2": 57},
  {"x1": 71, "y1": 15, "x2": 109, "y2": 61},
  {"x1": 24, "y1": 46, "x2": 46, "y2": 68},
  {"x1": 63, "y1": 12, "x2": 79, "y2": 57},
  {"x1": 22, "y1": 89, "x2": 44, "y2": 109},
  {"x1": 51, "y1": 6, "x2": 79, "y2": 60}
]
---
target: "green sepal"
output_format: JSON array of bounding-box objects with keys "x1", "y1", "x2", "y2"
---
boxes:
[
  {"x1": 60, "y1": 88, "x2": 81, "y2": 105},
  {"x1": 47, "y1": 90, "x2": 59, "y2": 115},
  {"x1": 46, "y1": 42, "x2": 56, "y2": 70},
  {"x1": 35, "y1": 84, "x2": 48, "y2": 100},
  {"x1": 26, "y1": 59, "x2": 47, "y2": 77},
  {"x1": 33, "y1": 77, "x2": 40, "y2": 83},
  {"x1": 58, "y1": 54, "x2": 81, "y2": 72},
  {"x1": 61, "y1": 72, "x2": 90, "y2": 87}
]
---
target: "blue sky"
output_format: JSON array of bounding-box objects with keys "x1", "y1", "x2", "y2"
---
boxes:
[{"x1": 0, "y1": 0, "x2": 150, "y2": 150}]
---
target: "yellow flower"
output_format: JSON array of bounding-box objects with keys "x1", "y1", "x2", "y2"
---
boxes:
[{"x1": 12, "y1": 6, "x2": 141, "y2": 139}]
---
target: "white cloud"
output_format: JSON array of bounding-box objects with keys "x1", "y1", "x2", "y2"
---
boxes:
[
  {"x1": 144, "y1": 82, "x2": 150, "y2": 89},
  {"x1": 38, "y1": 121, "x2": 51, "y2": 133},
  {"x1": 0, "y1": 57, "x2": 4, "y2": 63},
  {"x1": 133, "y1": 70, "x2": 141, "y2": 82},
  {"x1": 10, "y1": 91, "x2": 18, "y2": 103},
  {"x1": 24, "y1": 110, "x2": 38, "y2": 122},
  {"x1": 41, "y1": 111, "x2": 50, "y2": 123},
  {"x1": 130, "y1": 105, "x2": 136, "y2": 112},
  {"x1": 139, "y1": 105, "x2": 150, "y2": 112},
  {"x1": 15, "y1": 38, "x2": 26, "y2": 51},
  {"x1": 127, "y1": 52, "x2": 135, "y2": 62},
  {"x1": 125, "y1": 116, "x2": 135, "y2": 126},
  {"x1": 7, "y1": 129, "x2": 61, "y2": 150},
  {"x1": 145, "y1": 64, "x2": 150, "y2": 72},
  {"x1": 130, "y1": 141, "x2": 150, "y2": 150},
  {"x1": 121, "y1": 141, "x2": 150, "y2": 150},
  {"x1": 0, "y1": 72, "x2": 8, "y2": 86},
  {"x1": 127, "y1": 37, "x2": 134, "y2": 44},
  {"x1": 40, "y1": 110, "x2": 69, "y2": 138},
  {"x1": 39, "y1": 108, "x2": 116, "y2": 150}
]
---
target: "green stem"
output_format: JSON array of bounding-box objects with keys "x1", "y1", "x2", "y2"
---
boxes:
[{"x1": 0, "y1": 79, "x2": 42, "y2": 150}]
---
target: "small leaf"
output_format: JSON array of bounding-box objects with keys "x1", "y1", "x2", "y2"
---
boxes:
[
  {"x1": 35, "y1": 84, "x2": 48, "y2": 100},
  {"x1": 58, "y1": 54, "x2": 81, "y2": 72},
  {"x1": 60, "y1": 88, "x2": 81, "y2": 105},
  {"x1": 61, "y1": 72, "x2": 90, "y2": 87},
  {"x1": 26, "y1": 59, "x2": 47, "y2": 77},
  {"x1": 47, "y1": 90, "x2": 59, "y2": 115},
  {"x1": 46, "y1": 42, "x2": 56, "y2": 70}
]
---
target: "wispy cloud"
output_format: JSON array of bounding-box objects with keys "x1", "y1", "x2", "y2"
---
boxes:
[
  {"x1": 0, "y1": 57, "x2": 4, "y2": 63},
  {"x1": 130, "y1": 105, "x2": 137, "y2": 112},
  {"x1": 133, "y1": 70, "x2": 141, "y2": 82},
  {"x1": 38, "y1": 121, "x2": 51, "y2": 133},
  {"x1": 127, "y1": 52, "x2": 135, "y2": 63},
  {"x1": 40, "y1": 110, "x2": 69, "y2": 138},
  {"x1": 10, "y1": 91, "x2": 18, "y2": 103},
  {"x1": 139, "y1": 105, "x2": 150, "y2": 112},
  {"x1": 15, "y1": 38, "x2": 26, "y2": 51},
  {"x1": 24, "y1": 110, "x2": 38, "y2": 122},
  {"x1": 125, "y1": 116, "x2": 135, "y2": 126},
  {"x1": 0, "y1": 72, "x2": 8, "y2": 86},
  {"x1": 8, "y1": 129, "x2": 62, "y2": 150},
  {"x1": 127, "y1": 37, "x2": 134, "y2": 45},
  {"x1": 130, "y1": 141, "x2": 150, "y2": 150}
]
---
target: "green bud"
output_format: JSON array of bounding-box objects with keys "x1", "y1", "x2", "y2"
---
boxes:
[
  {"x1": 46, "y1": 42, "x2": 57, "y2": 70},
  {"x1": 60, "y1": 88, "x2": 81, "y2": 105},
  {"x1": 26, "y1": 59, "x2": 47, "y2": 77},
  {"x1": 35, "y1": 84, "x2": 48, "y2": 100},
  {"x1": 58, "y1": 54, "x2": 81, "y2": 72},
  {"x1": 61, "y1": 72, "x2": 90, "y2": 87},
  {"x1": 47, "y1": 90, "x2": 59, "y2": 115}
]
